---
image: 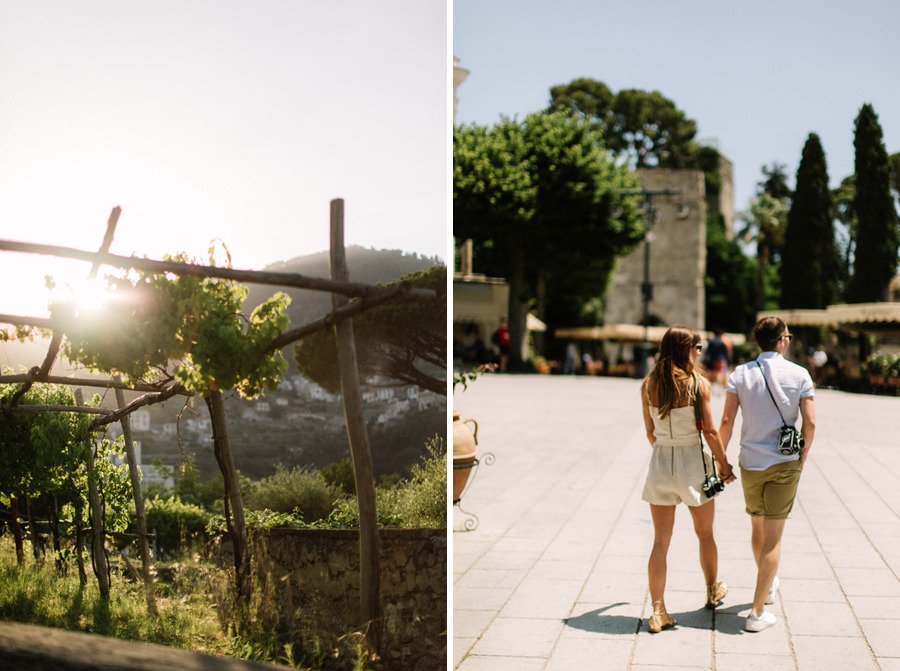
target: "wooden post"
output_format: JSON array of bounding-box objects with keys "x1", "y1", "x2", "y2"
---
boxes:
[
  {"x1": 206, "y1": 390, "x2": 250, "y2": 601},
  {"x1": 329, "y1": 199, "x2": 381, "y2": 646},
  {"x1": 77, "y1": 389, "x2": 110, "y2": 600},
  {"x1": 114, "y1": 379, "x2": 156, "y2": 615},
  {"x1": 10, "y1": 496, "x2": 24, "y2": 565}
]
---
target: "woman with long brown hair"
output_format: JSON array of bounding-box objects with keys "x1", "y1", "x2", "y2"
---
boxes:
[{"x1": 640, "y1": 326, "x2": 736, "y2": 633}]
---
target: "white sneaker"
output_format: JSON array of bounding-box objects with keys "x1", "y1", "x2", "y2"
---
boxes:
[
  {"x1": 746, "y1": 610, "x2": 777, "y2": 632},
  {"x1": 766, "y1": 575, "x2": 780, "y2": 605}
]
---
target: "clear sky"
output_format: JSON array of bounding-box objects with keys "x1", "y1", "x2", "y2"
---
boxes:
[
  {"x1": 0, "y1": 1, "x2": 447, "y2": 317},
  {"x1": 454, "y1": 0, "x2": 899, "y2": 226}
]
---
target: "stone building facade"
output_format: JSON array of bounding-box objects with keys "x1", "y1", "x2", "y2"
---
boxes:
[{"x1": 604, "y1": 168, "x2": 708, "y2": 331}]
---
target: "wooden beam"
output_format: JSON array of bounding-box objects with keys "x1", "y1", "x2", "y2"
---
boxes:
[
  {"x1": 0, "y1": 238, "x2": 435, "y2": 300},
  {"x1": 0, "y1": 374, "x2": 189, "y2": 395},
  {"x1": 0, "y1": 313, "x2": 54, "y2": 329},
  {"x1": 3, "y1": 404, "x2": 112, "y2": 415}
]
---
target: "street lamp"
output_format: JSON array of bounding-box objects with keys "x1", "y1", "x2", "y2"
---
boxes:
[{"x1": 616, "y1": 188, "x2": 684, "y2": 375}]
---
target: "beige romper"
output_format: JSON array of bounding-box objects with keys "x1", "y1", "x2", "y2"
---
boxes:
[{"x1": 641, "y1": 404, "x2": 714, "y2": 507}]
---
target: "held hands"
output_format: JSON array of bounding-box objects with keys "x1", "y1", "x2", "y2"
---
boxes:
[{"x1": 716, "y1": 459, "x2": 737, "y2": 484}]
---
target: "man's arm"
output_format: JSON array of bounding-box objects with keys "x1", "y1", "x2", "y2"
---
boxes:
[
  {"x1": 799, "y1": 396, "x2": 816, "y2": 466},
  {"x1": 718, "y1": 391, "x2": 740, "y2": 451}
]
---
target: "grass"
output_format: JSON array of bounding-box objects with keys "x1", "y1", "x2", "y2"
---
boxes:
[
  {"x1": 0, "y1": 537, "x2": 379, "y2": 670},
  {"x1": 0, "y1": 540, "x2": 232, "y2": 656}
]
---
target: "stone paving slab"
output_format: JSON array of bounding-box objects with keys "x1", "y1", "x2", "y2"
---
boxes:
[{"x1": 452, "y1": 375, "x2": 900, "y2": 670}]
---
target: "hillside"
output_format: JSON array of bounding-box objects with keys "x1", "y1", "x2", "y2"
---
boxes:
[{"x1": 245, "y1": 246, "x2": 443, "y2": 331}]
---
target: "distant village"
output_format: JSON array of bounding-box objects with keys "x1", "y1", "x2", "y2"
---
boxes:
[{"x1": 106, "y1": 374, "x2": 444, "y2": 487}]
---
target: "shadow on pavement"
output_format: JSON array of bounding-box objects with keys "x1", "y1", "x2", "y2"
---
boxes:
[
  {"x1": 564, "y1": 603, "x2": 640, "y2": 635},
  {"x1": 714, "y1": 602, "x2": 753, "y2": 635}
]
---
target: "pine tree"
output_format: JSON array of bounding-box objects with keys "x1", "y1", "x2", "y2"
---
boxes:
[
  {"x1": 845, "y1": 104, "x2": 899, "y2": 303},
  {"x1": 780, "y1": 133, "x2": 840, "y2": 309}
]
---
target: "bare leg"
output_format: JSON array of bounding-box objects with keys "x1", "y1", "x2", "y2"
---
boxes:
[
  {"x1": 750, "y1": 515, "x2": 764, "y2": 567},
  {"x1": 751, "y1": 518, "x2": 786, "y2": 616},
  {"x1": 648, "y1": 504, "x2": 676, "y2": 604},
  {"x1": 688, "y1": 500, "x2": 718, "y2": 586}
]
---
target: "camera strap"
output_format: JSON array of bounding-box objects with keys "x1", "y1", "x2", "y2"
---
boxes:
[
  {"x1": 693, "y1": 377, "x2": 717, "y2": 480},
  {"x1": 755, "y1": 361, "x2": 789, "y2": 428}
]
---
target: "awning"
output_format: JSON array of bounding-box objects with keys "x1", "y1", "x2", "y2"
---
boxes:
[
  {"x1": 554, "y1": 323, "x2": 745, "y2": 346},
  {"x1": 527, "y1": 313, "x2": 547, "y2": 332},
  {"x1": 757, "y1": 303, "x2": 900, "y2": 331}
]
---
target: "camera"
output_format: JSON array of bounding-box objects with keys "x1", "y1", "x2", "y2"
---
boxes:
[
  {"x1": 778, "y1": 426, "x2": 805, "y2": 456},
  {"x1": 702, "y1": 475, "x2": 725, "y2": 499}
]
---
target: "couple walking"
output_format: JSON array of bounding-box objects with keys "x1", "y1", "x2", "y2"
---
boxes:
[{"x1": 640, "y1": 317, "x2": 816, "y2": 633}]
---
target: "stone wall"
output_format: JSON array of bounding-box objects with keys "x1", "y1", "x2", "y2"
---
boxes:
[
  {"x1": 604, "y1": 168, "x2": 707, "y2": 331},
  {"x1": 216, "y1": 527, "x2": 447, "y2": 671}
]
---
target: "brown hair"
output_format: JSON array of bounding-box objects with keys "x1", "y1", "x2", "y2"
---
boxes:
[
  {"x1": 643, "y1": 326, "x2": 701, "y2": 419},
  {"x1": 754, "y1": 316, "x2": 788, "y2": 351}
]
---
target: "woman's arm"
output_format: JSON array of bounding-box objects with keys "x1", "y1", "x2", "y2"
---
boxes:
[
  {"x1": 641, "y1": 381, "x2": 656, "y2": 447},
  {"x1": 699, "y1": 379, "x2": 736, "y2": 482}
]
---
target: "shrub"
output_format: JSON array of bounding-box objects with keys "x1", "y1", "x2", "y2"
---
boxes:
[
  {"x1": 380, "y1": 436, "x2": 446, "y2": 528},
  {"x1": 320, "y1": 458, "x2": 355, "y2": 495},
  {"x1": 137, "y1": 496, "x2": 209, "y2": 557},
  {"x1": 245, "y1": 465, "x2": 341, "y2": 523}
]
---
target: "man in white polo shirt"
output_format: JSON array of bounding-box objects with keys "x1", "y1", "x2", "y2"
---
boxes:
[{"x1": 718, "y1": 317, "x2": 816, "y2": 632}]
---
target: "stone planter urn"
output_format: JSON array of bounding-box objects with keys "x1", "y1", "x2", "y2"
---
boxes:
[{"x1": 453, "y1": 411, "x2": 478, "y2": 503}]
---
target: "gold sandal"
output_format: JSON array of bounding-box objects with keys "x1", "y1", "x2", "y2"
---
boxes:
[
  {"x1": 705, "y1": 581, "x2": 728, "y2": 609},
  {"x1": 647, "y1": 600, "x2": 676, "y2": 633}
]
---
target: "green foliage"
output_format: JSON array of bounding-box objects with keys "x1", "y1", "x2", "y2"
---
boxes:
[
  {"x1": 0, "y1": 540, "x2": 229, "y2": 653},
  {"x1": 454, "y1": 110, "x2": 642, "y2": 366},
  {"x1": 0, "y1": 384, "x2": 134, "y2": 540},
  {"x1": 548, "y1": 78, "x2": 700, "y2": 168},
  {"x1": 832, "y1": 175, "x2": 857, "y2": 290},
  {"x1": 861, "y1": 353, "x2": 900, "y2": 378},
  {"x1": 780, "y1": 133, "x2": 840, "y2": 309},
  {"x1": 738, "y1": 191, "x2": 789, "y2": 312},
  {"x1": 379, "y1": 437, "x2": 446, "y2": 528},
  {"x1": 846, "y1": 104, "x2": 899, "y2": 303},
  {"x1": 452, "y1": 364, "x2": 498, "y2": 392},
  {"x1": 320, "y1": 458, "x2": 356, "y2": 495},
  {"x1": 205, "y1": 508, "x2": 303, "y2": 535},
  {"x1": 245, "y1": 465, "x2": 342, "y2": 523},
  {"x1": 139, "y1": 496, "x2": 209, "y2": 557},
  {"x1": 51, "y1": 249, "x2": 290, "y2": 398},
  {"x1": 93, "y1": 436, "x2": 134, "y2": 533},
  {"x1": 294, "y1": 265, "x2": 446, "y2": 395},
  {"x1": 318, "y1": 497, "x2": 404, "y2": 529},
  {"x1": 705, "y1": 214, "x2": 758, "y2": 333}
]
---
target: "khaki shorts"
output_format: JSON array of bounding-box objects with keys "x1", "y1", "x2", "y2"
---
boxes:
[
  {"x1": 740, "y1": 461, "x2": 802, "y2": 519},
  {"x1": 642, "y1": 444, "x2": 713, "y2": 507}
]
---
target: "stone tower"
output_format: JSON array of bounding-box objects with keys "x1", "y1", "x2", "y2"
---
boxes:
[{"x1": 603, "y1": 168, "x2": 707, "y2": 331}]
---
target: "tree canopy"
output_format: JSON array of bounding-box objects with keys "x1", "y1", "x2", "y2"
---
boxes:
[
  {"x1": 454, "y1": 110, "x2": 642, "y2": 367},
  {"x1": 294, "y1": 265, "x2": 446, "y2": 395},
  {"x1": 780, "y1": 133, "x2": 840, "y2": 309},
  {"x1": 50, "y1": 250, "x2": 290, "y2": 399},
  {"x1": 548, "y1": 78, "x2": 700, "y2": 168},
  {"x1": 845, "y1": 104, "x2": 899, "y2": 303}
]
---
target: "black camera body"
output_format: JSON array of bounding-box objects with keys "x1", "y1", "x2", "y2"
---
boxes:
[
  {"x1": 702, "y1": 474, "x2": 725, "y2": 499},
  {"x1": 778, "y1": 425, "x2": 805, "y2": 456}
]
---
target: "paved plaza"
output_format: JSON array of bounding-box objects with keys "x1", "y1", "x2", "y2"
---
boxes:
[{"x1": 452, "y1": 374, "x2": 900, "y2": 670}]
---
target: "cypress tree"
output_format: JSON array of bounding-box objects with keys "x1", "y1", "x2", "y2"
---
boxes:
[
  {"x1": 845, "y1": 104, "x2": 899, "y2": 303},
  {"x1": 780, "y1": 133, "x2": 840, "y2": 309}
]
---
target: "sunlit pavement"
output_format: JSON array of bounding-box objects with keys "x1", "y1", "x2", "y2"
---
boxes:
[{"x1": 452, "y1": 374, "x2": 900, "y2": 671}]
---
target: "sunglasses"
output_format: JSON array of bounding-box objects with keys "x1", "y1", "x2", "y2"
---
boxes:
[{"x1": 694, "y1": 344, "x2": 703, "y2": 352}]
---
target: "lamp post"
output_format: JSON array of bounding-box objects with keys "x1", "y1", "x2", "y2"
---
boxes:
[{"x1": 616, "y1": 188, "x2": 683, "y2": 375}]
